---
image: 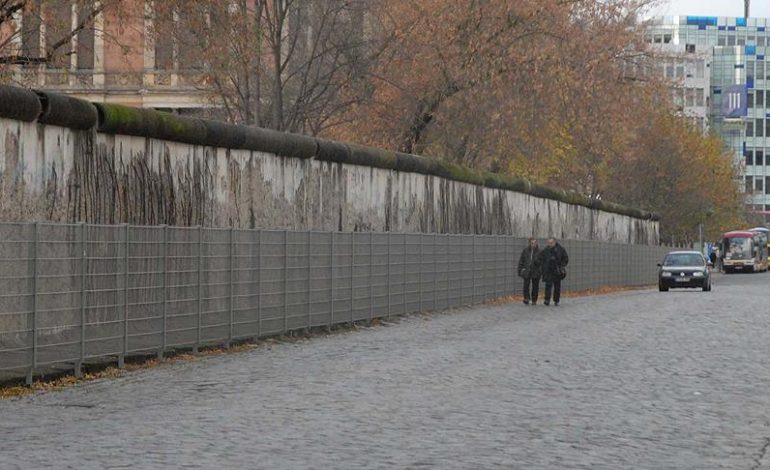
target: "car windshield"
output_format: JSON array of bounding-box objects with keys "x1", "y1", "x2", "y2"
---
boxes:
[
  {"x1": 726, "y1": 237, "x2": 752, "y2": 259},
  {"x1": 663, "y1": 253, "x2": 704, "y2": 267}
]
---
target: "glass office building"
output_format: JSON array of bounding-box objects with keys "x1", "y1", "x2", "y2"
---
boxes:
[{"x1": 648, "y1": 16, "x2": 770, "y2": 217}]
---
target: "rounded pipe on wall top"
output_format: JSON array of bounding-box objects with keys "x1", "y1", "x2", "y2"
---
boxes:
[
  {"x1": 35, "y1": 91, "x2": 98, "y2": 130},
  {"x1": 0, "y1": 84, "x2": 42, "y2": 122}
]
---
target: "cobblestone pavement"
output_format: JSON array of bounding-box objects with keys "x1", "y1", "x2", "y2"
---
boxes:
[{"x1": 2, "y1": 272, "x2": 770, "y2": 469}]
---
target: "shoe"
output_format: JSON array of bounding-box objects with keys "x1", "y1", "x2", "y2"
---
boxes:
[
  {"x1": 544, "y1": 301, "x2": 550, "y2": 306},
  {"x1": 554, "y1": 302, "x2": 559, "y2": 306},
  {"x1": 531, "y1": 302, "x2": 537, "y2": 305},
  {"x1": 523, "y1": 299, "x2": 529, "y2": 305}
]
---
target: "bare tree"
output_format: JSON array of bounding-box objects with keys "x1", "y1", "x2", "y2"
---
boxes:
[
  {"x1": 0, "y1": 1, "x2": 113, "y2": 67},
  {"x1": 153, "y1": 0, "x2": 387, "y2": 134}
]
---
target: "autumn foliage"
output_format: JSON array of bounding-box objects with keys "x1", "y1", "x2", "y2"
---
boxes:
[{"x1": 327, "y1": 0, "x2": 747, "y2": 243}]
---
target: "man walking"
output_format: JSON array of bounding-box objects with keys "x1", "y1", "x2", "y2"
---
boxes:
[
  {"x1": 517, "y1": 238, "x2": 541, "y2": 305},
  {"x1": 539, "y1": 237, "x2": 569, "y2": 306}
]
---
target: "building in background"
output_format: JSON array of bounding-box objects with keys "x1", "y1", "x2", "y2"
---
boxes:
[
  {"x1": 1, "y1": 0, "x2": 209, "y2": 111},
  {"x1": 648, "y1": 16, "x2": 770, "y2": 221},
  {"x1": 649, "y1": 42, "x2": 711, "y2": 132}
]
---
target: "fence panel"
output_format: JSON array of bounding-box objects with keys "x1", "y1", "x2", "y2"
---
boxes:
[{"x1": 0, "y1": 222, "x2": 673, "y2": 384}]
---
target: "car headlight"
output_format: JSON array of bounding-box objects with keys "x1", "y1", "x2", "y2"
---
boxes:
[
  {"x1": 693, "y1": 271, "x2": 704, "y2": 277},
  {"x1": 661, "y1": 272, "x2": 672, "y2": 277}
]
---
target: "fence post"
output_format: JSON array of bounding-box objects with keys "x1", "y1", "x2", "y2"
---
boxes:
[
  {"x1": 472, "y1": 235, "x2": 477, "y2": 303},
  {"x1": 330, "y1": 231, "x2": 335, "y2": 331},
  {"x1": 227, "y1": 227, "x2": 234, "y2": 349},
  {"x1": 120, "y1": 223, "x2": 128, "y2": 368},
  {"x1": 256, "y1": 230, "x2": 262, "y2": 339},
  {"x1": 418, "y1": 234, "x2": 423, "y2": 312},
  {"x1": 350, "y1": 232, "x2": 355, "y2": 325},
  {"x1": 76, "y1": 222, "x2": 86, "y2": 378},
  {"x1": 402, "y1": 233, "x2": 407, "y2": 314},
  {"x1": 369, "y1": 231, "x2": 373, "y2": 323},
  {"x1": 195, "y1": 225, "x2": 202, "y2": 353},
  {"x1": 433, "y1": 233, "x2": 437, "y2": 311},
  {"x1": 159, "y1": 225, "x2": 167, "y2": 360},
  {"x1": 307, "y1": 232, "x2": 312, "y2": 330},
  {"x1": 386, "y1": 231, "x2": 391, "y2": 319},
  {"x1": 26, "y1": 222, "x2": 39, "y2": 386},
  {"x1": 283, "y1": 229, "x2": 289, "y2": 334},
  {"x1": 446, "y1": 235, "x2": 451, "y2": 307}
]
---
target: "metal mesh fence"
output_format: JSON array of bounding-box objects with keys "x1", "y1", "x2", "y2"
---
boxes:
[{"x1": 0, "y1": 223, "x2": 671, "y2": 383}]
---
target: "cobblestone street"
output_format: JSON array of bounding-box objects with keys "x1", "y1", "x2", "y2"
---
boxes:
[{"x1": 2, "y1": 273, "x2": 770, "y2": 469}]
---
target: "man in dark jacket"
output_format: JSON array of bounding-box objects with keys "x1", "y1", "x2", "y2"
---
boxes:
[
  {"x1": 538, "y1": 237, "x2": 569, "y2": 306},
  {"x1": 517, "y1": 238, "x2": 541, "y2": 305}
]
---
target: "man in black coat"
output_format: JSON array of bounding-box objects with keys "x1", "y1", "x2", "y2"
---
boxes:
[
  {"x1": 538, "y1": 237, "x2": 569, "y2": 306},
  {"x1": 517, "y1": 238, "x2": 541, "y2": 305}
]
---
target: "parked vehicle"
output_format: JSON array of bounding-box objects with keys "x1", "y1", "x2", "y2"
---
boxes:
[
  {"x1": 658, "y1": 251, "x2": 711, "y2": 292},
  {"x1": 720, "y1": 230, "x2": 767, "y2": 273},
  {"x1": 748, "y1": 227, "x2": 770, "y2": 267}
]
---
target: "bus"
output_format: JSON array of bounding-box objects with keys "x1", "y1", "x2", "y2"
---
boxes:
[
  {"x1": 720, "y1": 230, "x2": 768, "y2": 273},
  {"x1": 748, "y1": 227, "x2": 770, "y2": 266}
]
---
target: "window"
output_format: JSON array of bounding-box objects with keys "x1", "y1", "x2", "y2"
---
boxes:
[
  {"x1": 766, "y1": 177, "x2": 770, "y2": 194},
  {"x1": 728, "y1": 35, "x2": 736, "y2": 46},
  {"x1": 758, "y1": 90, "x2": 765, "y2": 107},
  {"x1": 696, "y1": 88, "x2": 705, "y2": 107},
  {"x1": 685, "y1": 88, "x2": 695, "y2": 107},
  {"x1": 738, "y1": 37, "x2": 746, "y2": 46},
  {"x1": 757, "y1": 119, "x2": 765, "y2": 137},
  {"x1": 748, "y1": 92, "x2": 755, "y2": 108},
  {"x1": 760, "y1": 37, "x2": 767, "y2": 46},
  {"x1": 746, "y1": 151, "x2": 754, "y2": 165},
  {"x1": 765, "y1": 118, "x2": 770, "y2": 136},
  {"x1": 696, "y1": 60, "x2": 705, "y2": 78},
  {"x1": 77, "y1": 5, "x2": 95, "y2": 69},
  {"x1": 757, "y1": 150, "x2": 765, "y2": 165},
  {"x1": 757, "y1": 178, "x2": 764, "y2": 193},
  {"x1": 664, "y1": 34, "x2": 672, "y2": 44},
  {"x1": 686, "y1": 43, "x2": 696, "y2": 53},
  {"x1": 21, "y1": 6, "x2": 41, "y2": 65},
  {"x1": 665, "y1": 64, "x2": 675, "y2": 79},
  {"x1": 676, "y1": 65, "x2": 685, "y2": 78},
  {"x1": 746, "y1": 176, "x2": 754, "y2": 192},
  {"x1": 747, "y1": 120, "x2": 755, "y2": 137},
  {"x1": 718, "y1": 37, "x2": 726, "y2": 46},
  {"x1": 154, "y1": 10, "x2": 175, "y2": 70}
]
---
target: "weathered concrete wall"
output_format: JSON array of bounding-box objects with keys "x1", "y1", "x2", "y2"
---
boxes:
[{"x1": 0, "y1": 117, "x2": 659, "y2": 244}]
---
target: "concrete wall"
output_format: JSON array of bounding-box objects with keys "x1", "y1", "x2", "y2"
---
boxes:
[{"x1": 0, "y1": 117, "x2": 660, "y2": 244}]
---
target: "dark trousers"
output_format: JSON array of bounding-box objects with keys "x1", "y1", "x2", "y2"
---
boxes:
[
  {"x1": 544, "y1": 279, "x2": 561, "y2": 303},
  {"x1": 523, "y1": 277, "x2": 540, "y2": 302}
]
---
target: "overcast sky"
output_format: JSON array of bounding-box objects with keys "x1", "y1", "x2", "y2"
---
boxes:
[{"x1": 650, "y1": 0, "x2": 770, "y2": 18}]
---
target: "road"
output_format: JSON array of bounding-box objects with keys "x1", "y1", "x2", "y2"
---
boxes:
[{"x1": 1, "y1": 272, "x2": 770, "y2": 469}]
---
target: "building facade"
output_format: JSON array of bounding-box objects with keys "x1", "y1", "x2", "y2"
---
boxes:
[
  {"x1": 648, "y1": 16, "x2": 770, "y2": 217},
  {"x1": 1, "y1": 0, "x2": 209, "y2": 110}
]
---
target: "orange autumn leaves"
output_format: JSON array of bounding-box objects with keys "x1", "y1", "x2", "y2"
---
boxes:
[{"x1": 328, "y1": 0, "x2": 746, "y2": 242}]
